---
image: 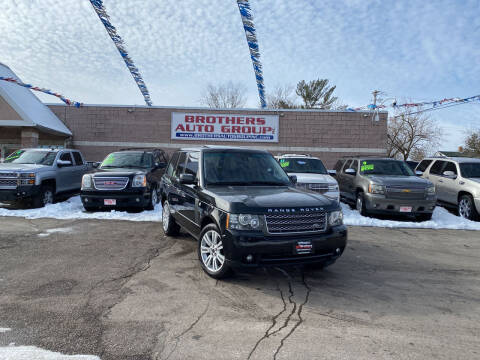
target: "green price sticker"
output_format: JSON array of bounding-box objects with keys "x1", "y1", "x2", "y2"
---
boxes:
[
  {"x1": 280, "y1": 161, "x2": 290, "y2": 168},
  {"x1": 5, "y1": 150, "x2": 22, "y2": 161},
  {"x1": 102, "y1": 153, "x2": 115, "y2": 165},
  {"x1": 361, "y1": 161, "x2": 374, "y2": 172}
]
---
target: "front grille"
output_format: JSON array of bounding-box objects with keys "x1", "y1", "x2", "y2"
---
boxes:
[
  {"x1": 265, "y1": 211, "x2": 327, "y2": 234},
  {"x1": 93, "y1": 177, "x2": 129, "y2": 190},
  {"x1": 297, "y1": 183, "x2": 329, "y2": 194},
  {"x1": 386, "y1": 186, "x2": 426, "y2": 200},
  {"x1": 0, "y1": 172, "x2": 18, "y2": 189}
]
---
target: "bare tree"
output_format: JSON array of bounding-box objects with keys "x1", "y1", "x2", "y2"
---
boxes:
[
  {"x1": 463, "y1": 129, "x2": 480, "y2": 155},
  {"x1": 266, "y1": 85, "x2": 298, "y2": 109},
  {"x1": 199, "y1": 82, "x2": 247, "y2": 109},
  {"x1": 295, "y1": 79, "x2": 338, "y2": 109},
  {"x1": 387, "y1": 109, "x2": 442, "y2": 160}
]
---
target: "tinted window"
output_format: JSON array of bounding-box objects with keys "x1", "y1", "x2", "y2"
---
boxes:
[
  {"x1": 417, "y1": 160, "x2": 432, "y2": 172},
  {"x1": 343, "y1": 160, "x2": 353, "y2": 173},
  {"x1": 60, "y1": 152, "x2": 73, "y2": 165},
  {"x1": 72, "y1": 152, "x2": 84, "y2": 165},
  {"x1": 359, "y1": 159, "x2": 414, "y2": 176},
  {"x1": 278, "y1": 158, "x2": 327, "y2": 174},
  {"x1": 350, "y1": 159, "x2": 358, "y2": 173},
  {"x1": 430, "y1": 160, "x2": 446, "y2": 175},
  {"x1": 334, "y1": 160, "x2": 345, "y2": 172},
  {"x1": 459, "y1": 163, "x2": 480, "y2": 178},
  {"x1": 174, "y1": 152, "x2": 187, "y2": 177},
  {"x1": 443, "y1": 162, "x2": 457, "y2": 175},
  {"x1": 4, "y1": 150, "x2": 56, "y2": 166},
  {"x1": 167, "y1": 152, "x2": 179, "y2": 176},
  {"x1": 100, "y1": 152, "x2": 153, "y2": 169},
  {"x1": 185, "y1": 152, "x2": 199, "y2": 177}
]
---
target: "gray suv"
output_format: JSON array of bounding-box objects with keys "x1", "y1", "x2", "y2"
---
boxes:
[
  {"x1": 0, "y1": 148, "x2": 88, "y2": 207},
  {"x1": 417, "y1": 157, "x2": 480, "y2": 220},
  {"x1": 335, "y1": 157, "x2": 436, "y2": 220}
]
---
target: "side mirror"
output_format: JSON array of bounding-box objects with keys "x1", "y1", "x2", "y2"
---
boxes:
[
  {"x1": 344, "y1": 168, "x2": 356, "y2": 175},
  {"x1": 289, "y1": 175, "x2": 297, "y2": 184},
  {"x1": 155, "y1": 162, "x2": 167, "y2": 169},
  {"x1": 443, "y1": 170, "x2": 456, "y2": 178},
  {"x1": 92, "y1": 162, "x2": 100, "y2": 168},
  {"x1": 57, "y1": 160, "x2": 72, "y2": 167},
  {"x1": 179, "y1": 173, "x2": 196, "y2": 185},
  {"x1": 328, "y1": 169, "x2": 336, "y2": 176},
  {"x1": 415, "y1": 170, "x2": 423, "y2": 176}
]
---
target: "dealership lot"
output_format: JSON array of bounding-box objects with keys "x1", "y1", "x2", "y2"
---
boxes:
[{"x1": 0, "y1": 216, "x2": 479, "y2": 359}]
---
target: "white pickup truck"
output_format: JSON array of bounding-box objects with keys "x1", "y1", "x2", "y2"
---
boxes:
[{"x1": 0, "y1": 148, "x2": 89, "y2": 207}]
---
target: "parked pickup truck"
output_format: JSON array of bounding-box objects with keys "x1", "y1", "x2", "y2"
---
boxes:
[{"x1": 0, "y1": 148, "x2": 88, "y2": 207}]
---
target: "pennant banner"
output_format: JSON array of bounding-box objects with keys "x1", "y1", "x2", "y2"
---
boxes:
[
  {"x1": 89, "y1": 0, "x2": 152, "y2": 106},
  {"x1": 0, "y1": 77, "x2": 82, "y2": 107},
  {"x1": 237, "y1": 0, "x2": 267, "y2": 108}
]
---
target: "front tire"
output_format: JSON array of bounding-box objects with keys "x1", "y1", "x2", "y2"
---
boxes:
[
  {"x1": 146, "y1": 185, "x2": 159, "y2": 210},
  {"x1": 32, "y1": 186, "x2": 54, "y2": 208},
  {"x1": 458, "y1": 194, "x2": 479, "y2": 220},
  {"x1": 162, "y1": 201, "x2": 180, "y2": 236},
  {"x1": 356, "y1": 191, "x2": 368, "y2": 216},
  {"x1": 198, "y1": 224, "x2": 232, "y2": 279}
]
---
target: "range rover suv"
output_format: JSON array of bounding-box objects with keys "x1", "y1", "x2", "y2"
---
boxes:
[
  {"x1": 417, "y1": 157, "x2": 480, "y2": 220},
  {"x1": 160, "y1": 146, "x2": 347, "y2": 279},
  {"x1": 81, "y1": 148, "x2": 168, "y2": 211},
  {"x1": 335, "y1": 157, "x2": 436, "y2": 221},
  {"x1": 275, "y1": 154, "x2": 340, "y2": 202}
]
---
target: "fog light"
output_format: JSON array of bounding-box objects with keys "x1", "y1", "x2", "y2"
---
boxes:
[
  {"x1": 136, "y1": 198, "x2": 140, "y2": 202},
  {"x1": 335, "y1": 248, "x2": 341, "y2": 254},
  {"x1": 85, "y1": 198, "x2": 89, "y2": 203},
  {"x1": 246, "y1": 254, "x2": 253, "y2": 263}
]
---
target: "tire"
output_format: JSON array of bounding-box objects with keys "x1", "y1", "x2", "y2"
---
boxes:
[
  {"x1": 458, "y1": 194, "x2": 479, "y2": 221},
  {"x1": 416, "y1": 213, "x2": 433, "y2": 222},
  {"x1": 356, "y1": 191, "x2": 368, "y2": 216},
  {"x1": 146, "y1": 185, "x2": 159, "y2": 210},
  {"x1": 198, "y1": 224, "x2": 232, "y2": 279},
  {"x1": 162, "y1": 201, "x2": 180, "y2": 236},
  {"x1": 32, "y1": 185, "x2": 54, "y2": 208}
]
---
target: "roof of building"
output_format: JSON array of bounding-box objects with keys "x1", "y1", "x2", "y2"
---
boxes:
[
  {"x1": 434, "y1": 151, "x2": 479, "y2": 158},
  {"x1": 0, "y1": 62, "x2": 72, "y2": 136}
]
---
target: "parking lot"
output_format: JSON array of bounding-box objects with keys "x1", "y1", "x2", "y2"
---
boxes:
[{"x1": 0, "y1": 216, "x2": 479, "y2": 360}]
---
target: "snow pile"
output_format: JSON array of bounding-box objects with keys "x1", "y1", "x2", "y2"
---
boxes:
[
  {"x1": 38, "y1": 227, "x2": 73, "y2": 238},
  {"x1": 0, "y1": 328, "x2": 11, "y2": 333},
  {"x1": 0, "y1": 346, "x2": 100, "y2": 360},
  {"x1": 0, "y1": 196, "x2": 162, "y2": 222},
  {"x1": 341, "y1": 203, "x2": 480, "y2": 230}
]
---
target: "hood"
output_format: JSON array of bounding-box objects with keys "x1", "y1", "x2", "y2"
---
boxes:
[
  {"x1": 0, "y1": 163, "x2": 47, "y2": 171},
  {"x1": 367, "y1": 175, "x2": 432, "y2": 187},
  {"x1": 466, "y1": 178, "x2": 480, "y2": 185},
  {"x1": 204, "y1": 186, "x2": 337, "y2": 213},
  {"x1": 287, "y1": 172, "x2": 337, "y2": 185},
  {"x1": 92, "y1": 167, "x2": 146, "y2": 177}
]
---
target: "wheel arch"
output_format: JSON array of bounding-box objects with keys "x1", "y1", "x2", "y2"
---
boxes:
[
  {"x1": 41, "y1": 178, "x2": 56, "y2": 193},
  {"x1": 458, "y1": 191, "x2": 473, "y2": 203}
]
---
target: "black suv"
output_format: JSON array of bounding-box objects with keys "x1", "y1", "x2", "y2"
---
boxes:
[
  {"x1": 160, "y1": 146, "x2": 347, "y2": 279},
  {"x1": 81, "y1": 148, "x2": 168, "y2": 211}
]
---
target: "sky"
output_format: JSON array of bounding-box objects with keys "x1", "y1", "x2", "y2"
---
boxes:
[{"x1": 0, "y1": 0, "x2": 479, "y2": 151}]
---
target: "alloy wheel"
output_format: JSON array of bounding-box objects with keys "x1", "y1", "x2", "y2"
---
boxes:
[
  {"x1": 162, "y1": 202, "x2": 170, "y2": 232},
  {"x1": 151, "y1": 189, "x2": 158, "y2": 208},
  {"x1": 459, "y1": 198, "x2": 472, "y2": 219},
  {"x1": 200, "y1": 230, "x2": 225, "y2": 273},
  {"x1": 43, "y1": 190, "x2": 53, "y2": 205},
  {"x1": 356, "y1": 196, "x2": 363, "y2": 212}
]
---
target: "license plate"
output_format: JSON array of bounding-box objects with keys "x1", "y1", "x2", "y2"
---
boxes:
[
  {"x1": 400, "y1": 206, "x2": 412, "y2": 212},
  {"x1": 295, "y1": 241, "x2": 313, "y2": 255},
  {"x1": 104, "y1": 199, "x2": 116, "y2": 206}
]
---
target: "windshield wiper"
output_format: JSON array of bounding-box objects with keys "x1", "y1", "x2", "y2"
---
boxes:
[
  {"x1": 246, "y1": 181, "x2": 289, "y2": 186},
  {"x1": 206, "y1": 181, "x2": 251, "y2": 186}
]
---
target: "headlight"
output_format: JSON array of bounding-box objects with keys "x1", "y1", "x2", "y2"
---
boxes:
[
  {"x1": 81, "y1": 174, "x2": 92, "y2": 189},
  {"x1": 132, "y1": 174, "x2": 147, "y2": 187},
  {"x1": 368, "y1": 184, "x2": 385, "y2": 194},
  {"x1": 328, "y1": 184, "x2": 339, "y2": 191},
  {"x1": 227, "y1": 213, "x2": 262, "y2": 230},
  {"x1": 329, "y1": 210, "x2": 343, "y2": 226},
  {"x1": 18, "y1": 173, "x2": 36, "y2": 185},
  {"x1": 426, "y1": 185, "x2": 435, "y2": 195}
]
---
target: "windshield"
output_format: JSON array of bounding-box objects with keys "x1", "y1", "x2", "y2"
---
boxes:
[
  {"x1": 203, "y1": 151, "x2": 291, "y2": 186},
  {"x1": 359, "y1": 160, "x2": 415, "y2": 176},
  {"x1": 459, "y1": 163, "x2": 480, "y2": 178},
  {"x1": 100, "y1": 152, "x2": 152, "y2": 169},
  {"x1": 278, "y1": 158, "x2": 327, "y2": 174},
  {"x1": 4, "y1": 150, "x2": 56, "y2": 166}
]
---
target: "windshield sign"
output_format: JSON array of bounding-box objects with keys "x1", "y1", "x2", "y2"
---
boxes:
[
  {"x1": 359, "y1": 160, "x2": 415, "y2": 176},
  {"x1": 460, "y1": 163, "x2": 480, "y2": 178},
  {"x1": 4, "y1": 150, "x2": 56, "y2": 166},
  {"x1": 203, "y1": 151, "x2": 291, "y2": 186},
  {"x1": 100, "y1": 152, "x2": 152, "y2": 169},
  {"x1": 279, "y1": 158, "x2": 327, "y2": 174}
]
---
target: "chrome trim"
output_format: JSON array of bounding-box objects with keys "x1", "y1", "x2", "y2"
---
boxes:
[
  {"x1": 93, "y1": 177, "x2": 129, "y2": 191},
  {"x1": 0, "y1": 172, "x2": 18, "y2": 189}
]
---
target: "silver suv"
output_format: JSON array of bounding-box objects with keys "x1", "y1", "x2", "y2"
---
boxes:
[
  {"x1": 417, "y1": 157, "x2": 480, "y2": 220},
  {"x1": 335, "y1": 157, "x2": 436, "y2": 220}
]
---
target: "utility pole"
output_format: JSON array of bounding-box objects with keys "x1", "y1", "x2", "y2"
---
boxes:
[{"x1": 372, "y1": 90, "x2": 380, "y2": 106}]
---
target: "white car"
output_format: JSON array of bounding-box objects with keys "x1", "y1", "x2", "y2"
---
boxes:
[{"x1": 276, "y1": 154, "x2": 340, "y2": 202}]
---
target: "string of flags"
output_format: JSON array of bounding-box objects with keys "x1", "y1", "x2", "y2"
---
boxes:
[
  {"x1": 0, "y1": 76, "x2": 82, "y2": 107},
  {"x1": 237, "y1": 0, "x2": 267, "y2": 108},
  {"x1": 89, "y1": 0, "x2": 152, "y2": 106},
  {"x1": 348, "y1": 94, "x2": 480, "y2": 112}
]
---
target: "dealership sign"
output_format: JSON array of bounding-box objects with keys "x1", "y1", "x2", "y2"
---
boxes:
[{"x1": 171, "y1": 112, "x2": 279, "y2": 142}]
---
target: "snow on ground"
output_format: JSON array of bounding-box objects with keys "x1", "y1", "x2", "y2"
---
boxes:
[
  {"x1": 341, "y1": 203, "x2": 480, "y2": 230},
  {"x1": 0, "y1": 346, "x2": 100, "y2": 360},
  {"x1": 38, "y1": 227, "x2": 73, "y2": 238},
  {"x1": 0, "y1": 328, "x2": 11, "y2": 333},
  {"x1": 0, "y1": 196, "x2": 162, "y2": 222}
]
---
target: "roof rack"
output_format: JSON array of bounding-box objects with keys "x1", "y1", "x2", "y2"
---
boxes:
[
  {"x1": 119, "y1": 147, "x2": 165, "y2": 153},
  {"x1": 277, "y1": 153, "x2": 311, "y2": 157},
  {"x1": 340, "y1": 154, "x2": 387, "y2": 159}
]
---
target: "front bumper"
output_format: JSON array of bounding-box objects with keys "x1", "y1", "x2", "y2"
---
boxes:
[
  {"x1": 364, "y1": 193, "x2": 436, "y2": 214},
  {"x1": 80, "y1": 188, "x2": 151, "y2": 208},
  {"x1": 0, "y1": 185, "x2": 42, "y2": 201},
  {"x1": 222, "y1": 225, "x2": 347, "y2": 268}
]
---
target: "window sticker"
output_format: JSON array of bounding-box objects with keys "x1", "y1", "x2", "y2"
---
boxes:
[
  {"x1": 280, "y1": 160, "x2": 290, "y2": 168},
  {"x1": 103, "y1": 154, "x2": 115, "y2": 165},
  {"x1": 361, "y1": 161, "x2": 374, "y2": 172},
  {"x1": 5, "y1": 150, "x2": 22, "y2": 161}
]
